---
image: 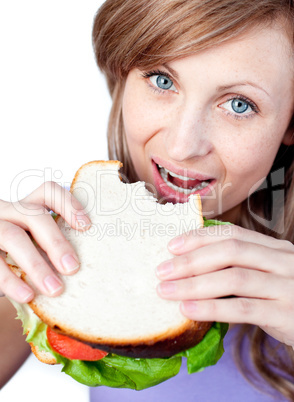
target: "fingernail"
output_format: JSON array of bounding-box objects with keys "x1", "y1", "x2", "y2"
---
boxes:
[
  {"x1": 156, "y1": 260, "x2": 174, "y2": 278},
  {"x1": 61, "y1": 254, "x2": 79, "y2": 273},
  {"x1": 75, "y1": 212, "x2": 91, "y2": 229},
  {"x1": 17, "y1": 285, "x2": 34, "y2": 303},
  {"x1": 168, "y1": 236, "x2": 184, "y2": 252},
  {"x1": 44, "y1": 275, "x2": 63, "y2": 295},
  {"x1": 158, "y1": 282, "x2": 176, "y2": 296}
]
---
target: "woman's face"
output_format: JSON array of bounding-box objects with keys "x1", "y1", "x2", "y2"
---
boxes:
[{"x1": 122, "y1": 22, "x2": 294, "y2": 221}]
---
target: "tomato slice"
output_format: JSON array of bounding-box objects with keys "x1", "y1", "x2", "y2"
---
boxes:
[{"x1": 46, "y1": 327, "x2": 108, "y2": 361}]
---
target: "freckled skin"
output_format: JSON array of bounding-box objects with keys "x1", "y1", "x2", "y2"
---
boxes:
[{"x1": 122, "y1": 23, "x2": 294, "y2": 221}]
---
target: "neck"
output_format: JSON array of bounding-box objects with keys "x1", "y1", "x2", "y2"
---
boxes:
[{"x1": 216, "y1": 204, "x2": 242, "y2": 225}]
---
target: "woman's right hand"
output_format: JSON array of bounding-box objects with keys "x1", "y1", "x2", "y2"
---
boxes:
[{"x1": 0, "y1": 181, "x2": 91, "y2": 303}]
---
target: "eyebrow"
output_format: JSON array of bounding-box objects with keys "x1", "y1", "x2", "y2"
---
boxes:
[
  {"x1": 162, "y1": 63, "x2": 179, "y2": 80},
  {"x1": 162, "y1": 63, "x2": 271, "y2": 99},
  {"x1": 217, "y1": 82, "x2": 270, "y2": 98},
  {"x1": 163, "y1": 65, "x2": 270, "y2": 98}
]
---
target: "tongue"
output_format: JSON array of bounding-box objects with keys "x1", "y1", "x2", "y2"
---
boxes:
[{"x1": 168, "y1": 174, "x2": 202, "y2": 190}]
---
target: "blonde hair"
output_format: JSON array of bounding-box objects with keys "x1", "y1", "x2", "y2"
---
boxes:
[{"x1": 92, "y1": 0, "x2": 294, "y2": 399}]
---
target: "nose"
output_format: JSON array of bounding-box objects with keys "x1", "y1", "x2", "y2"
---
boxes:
[{"x1": 165, "y1": 104, "x2": 213, "y2": 162}]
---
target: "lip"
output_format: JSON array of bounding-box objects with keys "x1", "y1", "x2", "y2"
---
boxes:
[
  {"x1": 151, "y1": 157, "x2": 216, "y2": 203},
  {"x1": 152, "y1": 156, "x2": 213, "y2": 182}
]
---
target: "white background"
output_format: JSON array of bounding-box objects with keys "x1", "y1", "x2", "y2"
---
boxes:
[
  {"x1": 0, "y1": 0, "x2": 110, "y2": 202},
  {"x1": 0, "y1": 1, "x2": 109, "y2": 401}
]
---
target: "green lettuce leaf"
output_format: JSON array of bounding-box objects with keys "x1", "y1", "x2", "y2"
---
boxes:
[
  {"x1": 53, "y1": 352, "x2": 182, "y2": 390},
  {"x1": 177, "y1": 322, "x2": 229, "y2": 374},
  {"x1": 12, "y1": 301, "x2": 228, "y2": 390},
  {"x1": 10, "y1": 298, "x2": 55, "y2": 356},
  {"x1": 203, "y1": 217, "x2": 232, "y2": 227}
]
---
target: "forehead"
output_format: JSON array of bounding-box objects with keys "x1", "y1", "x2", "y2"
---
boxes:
[
  {"x1": 131, "y1": 14, "x2": 293, "y2": 66},
  {"x1": 167, "y1": 22, "x2": 294, "y2": 90}
]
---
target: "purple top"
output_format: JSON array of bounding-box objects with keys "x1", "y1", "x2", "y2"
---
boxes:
[{"x1": 90, "y1": 326, "x2": 287, "y2": 401}]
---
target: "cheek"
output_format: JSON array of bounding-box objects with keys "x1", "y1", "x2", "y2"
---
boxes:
[
  {"x1": 122, "y1": 86, "x2": 157, "y2": 149},
  {"x1": 122, "y1": 81, "x2": 162, "y2": 180},
  {"x1": 221, "y1": 127, "x2": 282, "y2": 189}
]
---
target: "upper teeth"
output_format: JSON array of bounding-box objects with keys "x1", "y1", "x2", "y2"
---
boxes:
[
  {"x1": 158, "y1": 165, "x2": 192, "y2": 181},
  {"x1": 158, "y1": 165, "x2": 210, "y2": 194}
]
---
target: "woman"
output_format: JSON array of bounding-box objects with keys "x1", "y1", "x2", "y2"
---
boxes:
[
  {"x1": 1, "y1": 0, "x2": 294, "y2": 400},
  {"x1": 90, "y1": 0, "x2": 294, "y2": 399}
]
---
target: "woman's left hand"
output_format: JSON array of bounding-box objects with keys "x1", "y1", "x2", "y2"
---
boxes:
[{"x1": 156, "y1": 225, "x2": 294, "y2": 346}]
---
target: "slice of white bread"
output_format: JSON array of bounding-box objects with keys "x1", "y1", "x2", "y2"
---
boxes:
[{"x1": 13, "y1": 160, "x2": 211, "y2": 358}]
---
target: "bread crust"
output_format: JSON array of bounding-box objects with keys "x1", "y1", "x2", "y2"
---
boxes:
[
  {"x1": 29, "y1": 341, "x2": 57, "y2": 364},
  {"x1": 70, "y1": 160, "x2": 123, "y2": 192},
  {"x1": 25, "y1": 303, "x2": 212, "y2": 358},
  {"x1": 194, "y1": 192, "x2": 204, "y2": 228},
  {"x1": 50, "y1": 321, "x2": 212, "y2": 359}
]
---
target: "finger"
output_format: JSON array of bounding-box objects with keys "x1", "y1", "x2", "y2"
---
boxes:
[
  {"x1": 20, "y1": 208, "x2": 80, "y2": 275},
  {"x1": 157, "y1": 238, "x2": 294, "y2": 279},
  {"x1": 1, "y1": 205, "x2": 80, "y2": 276},
  {"x1": 0, "y1": 257, "x2": 34, "y2": 303},
  {"x1": 19, "y1": 181, "x2": 91, "y2": 231},
  {"x1": 157, "y1": 267, "x2": 286, "y2": 301},
  {"x1": 179, "y1": 297, "x2": 284, "y2": 329},
  {"x1": 3, "y1": 184, "x2": 90, "y2": 276},
  {"x1": 1, "y1": 191, "x2": 82, "y2": 275},
  {"x1": 0, "y1": 221, "x2": 64, "y2": 297},
  {"x1": 168, "y1": 224, "x2": 294, "y2": 255}
]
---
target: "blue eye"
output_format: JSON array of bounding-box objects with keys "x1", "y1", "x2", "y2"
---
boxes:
[
  {"x1": 148, "y1": 73, "x2": 177, "y2": 92},
  {"x1": 142, "y1": 69, "x2": 178, "y2": 93},
  {"x1": 155, "y1": 75, "x2": 173, "y2": 90},
  {"x1": 220, "y1": 96, "x2": 258, "y2": 117},
  {"x1": 231, "y1": 99, "x2": 249, "y2": 114}
]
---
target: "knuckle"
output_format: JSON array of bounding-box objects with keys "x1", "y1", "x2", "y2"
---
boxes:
[
  {"x1": 0, "y1": 222, "x2": 25, "y2": 244},
  {"x1": 28, "y1": 180, "x2": 58, "y2": 197},
  {"x1": 283, "y1": 281, "x2": 294, "y2": 308},
  {"x1": 183, "y1": 278, "x2": 196, "y2": 295},
  {"x1": 230, "y1": 224, "x2": 243, "y2": 238},
  {"x1": 224, "y1": 238, "x2": 243, "y2": 256},
  {"x1": 280, "y1": 251, "x2": 294, "y2": 278},
  {"x1": 50, "y1": 235, "x2": 69, "y2": 250},
  {"x1": 284, "y1": 299, "x2": 294, "y2": 316},
  {"x1": 0, "y1": 200, "x2": 10, "y2": 216},
  {"x1": 42, "y1": 181, "x2": 63, "y2": 203},
  {"x1": 21, "y1": 204, "x2": 50, "y2": 222},
  {"x1": 236, "y1": 297, "x2": 254, "y2": 315},
  {"x1": 24, "y1": 181, "x2": 59, "y2": 203},
  {"x1": 0, "y1": 271, "x2": 10, "y2": 290},
  {"x1": 286, "y1": 251, "x2": 294, "y2": 269},
  {"x1": 43, "y1": 180, "x2": 59, "y2": 191},
  {"x1": 0, "y1": 265, "x2": 17, "y2": 294},
  {"x1": 181, "y1": 253, "x2": 193, "y2": 271},
  {"x1": 206, "y1": 300, "x2": 217, "y2": 314},
  {"x1": 280, "y1": 239, "x2": 294, "y2": 252},
  {"x1": 26, "y1": 203, "x2": 48, "y2": 214},
  {"x1": 286, "y1": 299, "x2": 294, "y2": 317},
  {"x1": 229, "y1": 267, "x2": 248, "y2": 290},
  {"x1": 29, "y1": 258, "x2": 48, "y2": 273}
]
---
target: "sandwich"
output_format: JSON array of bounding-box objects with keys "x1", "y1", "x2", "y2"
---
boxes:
[{"x1": 7, "y1": 160, "x2": 228, "y2": 390}]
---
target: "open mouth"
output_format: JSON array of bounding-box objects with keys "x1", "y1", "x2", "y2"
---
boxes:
[
  {"x1": 152, "y1": 159, "x2": 215, "y2": 203},
  {"x1": 157, "y1": 164, "x2": 212, "y2": 195}
]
